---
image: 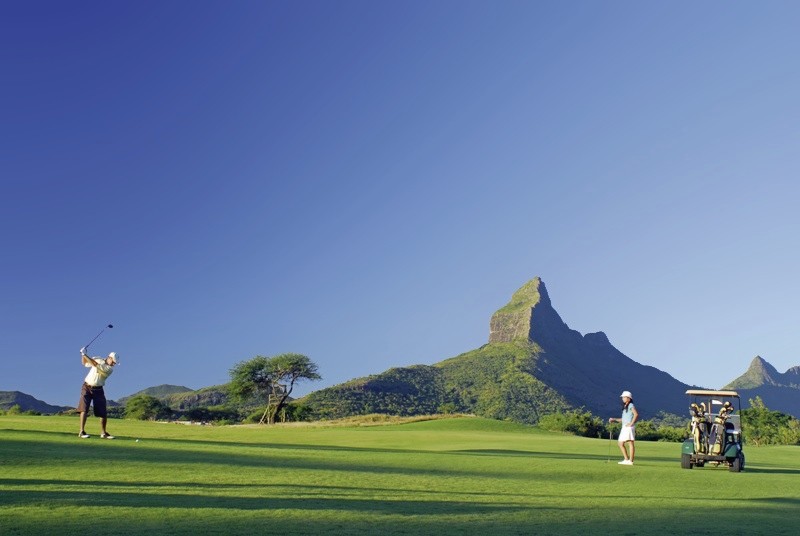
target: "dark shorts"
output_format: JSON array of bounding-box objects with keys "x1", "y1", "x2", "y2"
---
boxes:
[{"x1": 77, "y1": 383, "x2": 107, "y2": 417}]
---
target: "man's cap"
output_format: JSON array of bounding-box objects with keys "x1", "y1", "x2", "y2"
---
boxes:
[
  {"x1": 108, "y1": 352, "x2": 119, "y2": 364},
  {"x1": 620, "y1": 390, "x2": 632, "y2": 398}
]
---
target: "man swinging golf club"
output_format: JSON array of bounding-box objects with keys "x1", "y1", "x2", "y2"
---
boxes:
[{"x1": 77, "y1": 346, "x2": 118, "y2": 439}]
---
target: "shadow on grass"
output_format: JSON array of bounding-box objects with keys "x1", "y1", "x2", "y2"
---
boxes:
[
  {"x1": 0, "y1": 478, "x2": 539, "y2": 500},
  {"x1": 0, "y1": 432, "x2": 616, "y2": 480},
  {"x1": 742, "y1": 467, "x2": 800, "y2": 475},
  {"x1": 3, "y1": 491, "x2": 799, "y2": 536},
  {"x1": 0, "y1": 488, "x2": 546, "y2": 515}
]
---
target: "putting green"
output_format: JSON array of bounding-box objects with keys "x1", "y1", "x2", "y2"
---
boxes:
[{"x1": 1, "y1": 415, "x2": 798, "y2": 535}]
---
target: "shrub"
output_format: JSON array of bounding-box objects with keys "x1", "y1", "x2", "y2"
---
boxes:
[
  {"x1": 538, "y1": 409, "x2": 604, "y2": 437},
  {"x1": 125, "y1": 395, "x2": 172, "y2": 421}
]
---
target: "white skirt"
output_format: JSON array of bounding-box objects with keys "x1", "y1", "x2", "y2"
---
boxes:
[{"x1": 618, "y1": 425, "x2": 636, "y2": 442}]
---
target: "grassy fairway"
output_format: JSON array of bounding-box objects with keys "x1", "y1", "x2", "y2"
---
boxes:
[{"x1": 2, "y1": 416, "x2": 798, "y2": 535}]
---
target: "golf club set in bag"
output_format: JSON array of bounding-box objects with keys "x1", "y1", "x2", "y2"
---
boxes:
[{"x1": 689, "y1": 400, "x2": 735, "y2": 456}]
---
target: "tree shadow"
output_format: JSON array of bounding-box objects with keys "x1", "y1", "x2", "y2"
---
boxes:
[
  {"x1": 0, "y1": 488, "x2": 553, "y2": 516},
  {"x1": 742, "y1": 467, "x2": 800, "y2": 475},
  {"x1": 0, "y1": 436, "x2": 538, "y2": 480}
]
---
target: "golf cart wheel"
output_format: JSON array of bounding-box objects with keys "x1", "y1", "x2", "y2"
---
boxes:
[
  {"x1": 730, "y1": 453, "x2": 744, "y2": 473},
  {"x1": 681, "y1": 454, "x2": 693, "y2": 469}
]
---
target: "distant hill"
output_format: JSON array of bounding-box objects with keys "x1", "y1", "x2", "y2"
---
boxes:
[
  {"x1": 724, "y1": 356, "x2": 800, "y2": 417},
  {"x1": 0, "y1": 391, "x2": 71, "y2": 414},
  {"x1": 117, "y1": 384, "x2": 194, "y2": 404},
  {"x1": 302, "y1": 277, "x2": 695, "y2": 422},
  {"x1": 162, "y1": 385, "x2": 231, "y2": 409},
  {"x1": 118, "y1": 384, "x2": 232, "y2": 410}
]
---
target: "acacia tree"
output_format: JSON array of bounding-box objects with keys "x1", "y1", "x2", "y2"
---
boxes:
[{"x1": 229, "y1": 353, "x2": 321, "y2": 424}]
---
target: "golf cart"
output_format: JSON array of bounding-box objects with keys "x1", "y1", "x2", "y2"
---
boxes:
[{"x1": 681, "y1": 390, "x2": 745, "y2": 472}]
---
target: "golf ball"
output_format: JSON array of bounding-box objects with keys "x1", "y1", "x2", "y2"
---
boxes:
[{"x1": 135, "y1": 439, "x2": 140, "y2": 442}]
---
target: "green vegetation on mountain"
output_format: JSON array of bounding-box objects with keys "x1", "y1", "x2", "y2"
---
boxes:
[
  {"x1": 723, "y1": 357, "x2": 800, "y2": 417},
  {"x1": 300, "y1": 364, "x2": 444, "y2": 420},
  {"x1": 725, "y1": 356, "x2": 781, "y2": 389},
  {"x1": 301, "y1": 341, "x2": 571, "y2": 423},
  {"x1": 160, "y1": 385, "x2": 231, "y2": 409},
  {"x1": 489, "y1": 277, "x2": 543, "y2": 343},
  {"x1": 495, "y1": 277, "x2": 542, "y2": 315}
]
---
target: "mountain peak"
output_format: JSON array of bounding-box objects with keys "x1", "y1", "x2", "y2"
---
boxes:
[
  {"x1": 724, "y1": 355, "x2": 782, "y2": 389},
  {"x1": 584, "y1": 331, "x2": 610, "y2": 345},
  {"x1": 500, "y1": 277, "x2": 548, "y2": 311},
  {"x1": 489, "y1": 277, "x2": 552, "y2": 343}
]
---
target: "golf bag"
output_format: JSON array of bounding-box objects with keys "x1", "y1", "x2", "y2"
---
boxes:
[
  {"x1": 708, "y1": 402, "x2": 734, "y2": 455},
  {"x1": 689, "y1": 403, "x2": 708, "y2": 454}
]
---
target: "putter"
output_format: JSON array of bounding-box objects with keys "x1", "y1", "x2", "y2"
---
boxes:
[
  {"x1": 607, "y1": 429, "x2": 613, "y2": 462},
  {"x1": 84, "y1": 324, "x2": 113, "y2": 351}
]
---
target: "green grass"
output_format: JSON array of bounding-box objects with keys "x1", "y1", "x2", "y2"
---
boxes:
[{"x1": 2, "y1": 415, "x2": 799, "y2": 535}]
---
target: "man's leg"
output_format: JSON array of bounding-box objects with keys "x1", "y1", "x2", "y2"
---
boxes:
[
  {"x1": 77, "y1": 384, "x2": 92, "y2": 436},
  {"x1": 101, "y1": 417, "x2": 108, "y2": 435}
]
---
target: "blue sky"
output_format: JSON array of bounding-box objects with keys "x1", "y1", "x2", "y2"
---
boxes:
[{"x1": 2, "y1": 2, "x2": 799, "y2": 407}]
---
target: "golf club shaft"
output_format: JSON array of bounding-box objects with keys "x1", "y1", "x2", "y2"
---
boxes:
[{"x1": 84, "y1": 324, "x2": 113, "y2": 350}]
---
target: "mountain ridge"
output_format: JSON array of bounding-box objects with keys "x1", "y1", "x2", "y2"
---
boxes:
[
  {"x1": 7, "y1": 278, "x2": 799, "y2": 419},
  {"x1": 302, "y1": 277, "x2": 696, "y2": 421},
  {"x1": 0, "y1": 391, "x2": 71, "y2": 414}
]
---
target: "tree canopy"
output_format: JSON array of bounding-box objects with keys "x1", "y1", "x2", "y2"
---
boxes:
[{"x1": 229, "y1": 353, "x2": 321, "y2": 424}]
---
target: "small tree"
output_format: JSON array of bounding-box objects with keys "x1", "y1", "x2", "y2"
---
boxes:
[{"x1": 229, "y1": 353, "x2": 321, "y2": 424}]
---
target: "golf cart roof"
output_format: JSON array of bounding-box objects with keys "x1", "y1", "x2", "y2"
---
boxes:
[{"x1": 685, "y1": 389, "x2": 740, "y2": 398}]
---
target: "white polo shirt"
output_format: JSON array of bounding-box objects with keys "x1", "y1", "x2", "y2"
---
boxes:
[{"x1": 84, "y1": 358, "x2": 114, "y2": 387}]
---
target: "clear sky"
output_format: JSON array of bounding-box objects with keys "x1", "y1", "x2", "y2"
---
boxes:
[{"x1": 2, "y1": 2, "x2": 799, "y2": 407}]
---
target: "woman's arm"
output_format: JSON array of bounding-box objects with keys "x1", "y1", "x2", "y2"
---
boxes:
[{"x1": 629, "y1": 406, "x2": 639, "y2": 426}]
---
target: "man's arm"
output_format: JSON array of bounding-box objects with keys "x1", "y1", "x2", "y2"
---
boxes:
[{"x1": 81, "y1": 348, "x2": 98, "y2": 368}]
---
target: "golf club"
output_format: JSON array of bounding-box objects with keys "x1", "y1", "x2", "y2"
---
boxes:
[
  {"x1": 84, "y1": 324, "x2": 113, "y2": 351},
  {"x1": 607, "y1": 429, "x2": 613, "y2": 462}
]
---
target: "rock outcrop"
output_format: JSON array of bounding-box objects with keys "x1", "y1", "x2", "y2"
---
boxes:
[
  {"x1": 488, "y1": 278, "x2": 692, "y2": 418},
  {"x1": 724, "y1": 356, "x2": 800, "y2": 416}
]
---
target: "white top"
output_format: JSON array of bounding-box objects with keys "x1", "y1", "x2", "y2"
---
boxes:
[{"x1": 84, "y1": 358, "x2": 114, "y2": 387}]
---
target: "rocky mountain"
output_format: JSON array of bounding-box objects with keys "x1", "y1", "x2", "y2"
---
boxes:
[
  {"x1": 0, "y1": 391, "x2": 71, "y2": 414},
  {"x1": 724, "y1": 356, "x2": 800, "y2": 416},
  {"x1": 302, "y1": 277, "x2": 695, "y2": 422}
]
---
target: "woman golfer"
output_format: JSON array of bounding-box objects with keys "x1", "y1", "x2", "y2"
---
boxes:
[{"x1": 609, "y1": 390, "x2": 638, "y2": 465}]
